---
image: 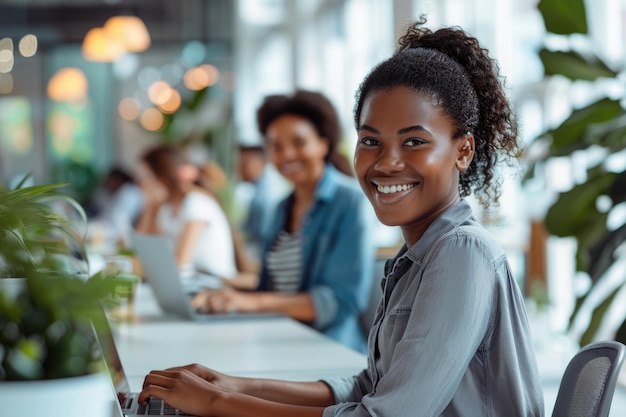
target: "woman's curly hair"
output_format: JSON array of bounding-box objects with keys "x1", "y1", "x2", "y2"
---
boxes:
[
  {"x1": 354, "y1": 16, "x2": 521, "y2": 207},
  {"x1": 257, "y1": 89, "x2": 353, "y2": 176}
]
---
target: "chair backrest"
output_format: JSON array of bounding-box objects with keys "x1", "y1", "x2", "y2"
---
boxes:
[{"x1": 552, "y1": 340, "x2": 626, "y2": 417}]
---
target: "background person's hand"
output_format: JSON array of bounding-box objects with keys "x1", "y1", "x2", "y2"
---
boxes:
[
  {"x1": 191, "y1": 288, "x2": 258, "y2": 314},
  {"x1": 135, "y1": 164, "x2": 168, "y2": 206}
]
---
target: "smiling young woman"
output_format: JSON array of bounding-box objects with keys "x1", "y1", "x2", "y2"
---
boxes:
[
  {"x1": 354, "y1": 87, "x2": 474, "y2": 245},
  {"x1": 139, "y1": 17, "x2": 544, "y2": 417},
  {"x1": 191, "y1": 90, "x2": 376, "y2": 354}
]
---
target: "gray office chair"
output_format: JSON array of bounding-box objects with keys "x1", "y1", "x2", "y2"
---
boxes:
[{"x1": 552, "y1": 340, "x2": 626, "y2": 417}]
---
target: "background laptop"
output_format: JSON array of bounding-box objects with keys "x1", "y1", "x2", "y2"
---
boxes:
[{"x1": 130, "y1": 232, "x2": 280, "y2": 321}]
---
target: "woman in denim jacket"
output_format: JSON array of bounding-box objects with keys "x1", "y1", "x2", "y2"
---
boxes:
[
  {"x1": 193, "y1": 90, "x2": 375, "y2": 353},
  {"x1": 142, "y1": 18, "x2": 544, "y2": 417}
]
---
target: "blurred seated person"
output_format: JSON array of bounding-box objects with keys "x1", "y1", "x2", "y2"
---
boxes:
[
  {"x1": 88, "y1": 166, "x2": 144, "y2": 249},
  {"x1": 193, "y1": 90, "x2": 375, "y2": 352},
  {"x1": 198, "y1": 158, "x2": 260, "y2": 274},
  {"x1": 235, "y1": 144, "x2": 289, "y2": 257},
  {"x1": 198, "y1": 160, "x2": 229, "y2": 197},
  {"x1": 134, "y1": 144, "x2": 241, "y2": 283}
]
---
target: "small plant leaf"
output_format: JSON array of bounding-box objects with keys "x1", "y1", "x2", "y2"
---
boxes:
[
  {"x1": 544, "y1": 99, "x2": 624, "y2": 156},
  {"x1": 544, "y1": 172, "x2": 615, "y2": 238},
  {"x1": 539, "y1": 49, "x2": 617, "y2": 81},
  {"x1": 538, "y1": 0, "x2": 588, "y2": 35}
]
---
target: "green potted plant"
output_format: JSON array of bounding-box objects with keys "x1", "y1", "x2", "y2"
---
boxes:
[
  {"x1": 527, "y1": 0, "x2": 626, "y2": 346},
  {"x1": 0, "y1": 178, "x2": 118, "y2": 416}
]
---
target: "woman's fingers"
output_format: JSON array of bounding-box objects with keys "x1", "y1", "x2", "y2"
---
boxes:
[
  {"x1": 194, "y1": 290, "x2": 231, "y2": 313},
  {"x1": 138, "y1": 384, "x2": 171, "y2": 405},
  {"x1": 207, "y1": 292, "x2": 230, "y2": 312},
  {"x1": 142, "y1": 370, "x2": 176, "y2": 389},
  {"x1": 191, "y1": 289, "x2": 251, "y2": 314},
  {"x1": 191, "y1": 289, "x2": 216, "y2": 311},
  {"x1": 139, "y1": 369, "x2": 219, "y2": 416}
]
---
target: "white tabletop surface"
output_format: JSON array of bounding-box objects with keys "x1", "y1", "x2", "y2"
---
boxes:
[{"x1": 111, "y1": 283, "x2": 367, "y2": 391}]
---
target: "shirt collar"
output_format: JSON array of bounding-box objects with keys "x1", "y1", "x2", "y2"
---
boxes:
[
  {"x1": 384, "y1": 199, "x2": 474, "y2": 276},
  {"x1": 407, "y1": 199, "x2": 474, "y2": 261}
]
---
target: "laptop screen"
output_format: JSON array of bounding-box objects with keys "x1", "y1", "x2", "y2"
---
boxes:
[{"x1": 92, "y1": 308, "x2": 133, "y2": 410}]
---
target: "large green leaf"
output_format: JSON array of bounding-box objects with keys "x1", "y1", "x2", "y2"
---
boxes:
[
  {"x1": 546, "y1": 98, "x2": 623, "y2": 156},
  {"x1": 608, "y1": 170, "x2": 626, "y2": 204},
  {"x1": 579, "y1": 284, "x2": 622, "y2": 347},
  {"x1": 588, "y1": 224, "x2": 626, "y2": 283},
  {"x1": 538, "y1": 0, "x2": 587, "y2": 35},
  {"x1": 544, "y1": 172, "x2": 615, "y2": 237},
  {"x1": 585, "y1": 113, "x2": 626, "y2": 152},
  {"x1": 539, "y1": 49, "x2": 617, "y2": 81},
  {"x1": 615, "y1": 317, "x2": 626, "y2": 345},
  {"x1": 574, "y1": 212, "x2": 609, "y2": 273}
]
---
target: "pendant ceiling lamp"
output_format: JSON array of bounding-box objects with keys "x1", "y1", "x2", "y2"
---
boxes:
[
  {"x1": 82, "y1": 27, "x2": 125, "y2": 62},
  {"x1": 104, "y1": 16, "x2": 151, "y2": 53}
]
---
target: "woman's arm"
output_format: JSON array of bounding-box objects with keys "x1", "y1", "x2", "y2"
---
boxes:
[
  {"x1": 138, "y1": 365, "x2": 335, "y2": 417},
  {"x1": 192, "y1": 289, "x2": 316, "y2": 322},
  {"x1": 134, "y1": 203, "x2": 160, "y2": 234},
  {"x1": 221, "y1": 271, "x2": 259, "y2": 290},
  {"x1": 175, "y1": 220, "x2": 207, "y2": 268},
  {"x1": 158, "y1": 363, "x2": 335, "y2": 406}
]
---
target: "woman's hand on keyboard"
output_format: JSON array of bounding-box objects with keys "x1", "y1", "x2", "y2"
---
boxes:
[{"x1": 139, "y1": 367, "x2": 224, "y2": 416}]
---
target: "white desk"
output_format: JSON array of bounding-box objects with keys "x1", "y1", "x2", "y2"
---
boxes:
[{"x1": 112, "y1": 284, "x2": 367, "y2": 390}]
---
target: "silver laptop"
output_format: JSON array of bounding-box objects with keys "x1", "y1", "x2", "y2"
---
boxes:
[
  {"x1": 93, "y1": 308, "x2": 195, "y2": 416},
  {"x1": 130, "y1": 232, "x2": 280, "y2": 321}
]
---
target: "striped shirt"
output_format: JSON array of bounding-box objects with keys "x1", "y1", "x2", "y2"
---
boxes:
[{"x1": 266, "y1": 229, "x2": 302, "y2": 293}]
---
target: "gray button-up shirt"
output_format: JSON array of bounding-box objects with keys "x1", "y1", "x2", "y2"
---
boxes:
[{"x1": 322, "y1": 200, "x2": 544, "y2": 416}]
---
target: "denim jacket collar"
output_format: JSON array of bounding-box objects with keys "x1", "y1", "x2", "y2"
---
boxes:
[
  {"x1": 315, "y1": 164, "x2": 341, "y2": 203},
  {"x1": 282, "y1": 164, "x2": 340, "y2": 211}
]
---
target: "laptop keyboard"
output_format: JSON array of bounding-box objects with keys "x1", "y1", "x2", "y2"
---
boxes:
[{"x1": 136, "y1": 397, "x2": 192, "y2": 415}]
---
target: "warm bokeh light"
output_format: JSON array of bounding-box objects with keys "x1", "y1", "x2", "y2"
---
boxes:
[
  {"x1": 183, "y1": 67, "x2": 203, "y2": 90},
  {"x1": 118, "y1": 97, "x2": 141, "y2": 121},
  {"x1": 104, "y1": 16, "x2": 151, "y2": 53},
  {"x1": 199, "y1": 64, "x2": 219, "y2": 85},
  {"x1": 18, "y1": 34, "x2": 38, "y2": 57},
  {"x1": 47, "y1": 68, "x2": 88, "y2": 102},
  {"x1": 157, "y1": 88, "x2": 181, "y2": 114},
  {"x1": 82, "y1": 27, "x2": 125, "y2": 62},
  {"x1": 183, "y1": 64, "x2": 220, "y2": 91},
  {"x1": 0, "y1": 38, "x2": 14, "y2": 73},
  {"x1": 140, "y1": 107, "x2": 164, "y2": 131},
  {"x1": 147, "y1": 80, "x2": 172, "y2": 105}
]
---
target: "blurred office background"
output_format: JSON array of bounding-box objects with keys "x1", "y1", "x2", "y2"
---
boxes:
[{"x1": 1, "y1": 0, "x2": 626, "y2": 344}]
